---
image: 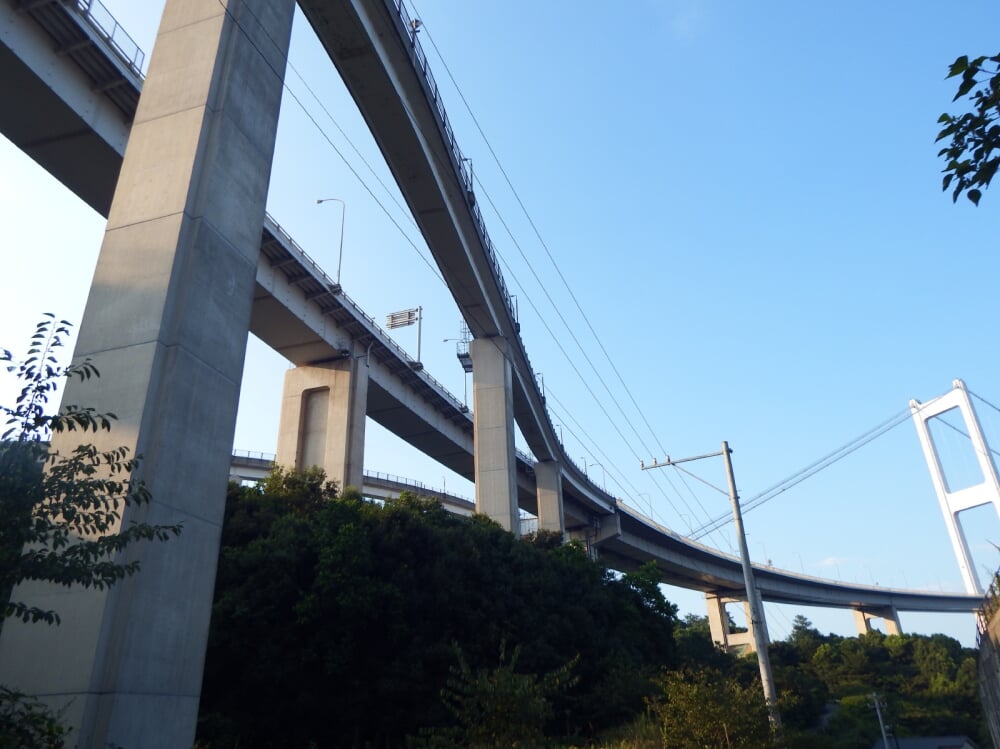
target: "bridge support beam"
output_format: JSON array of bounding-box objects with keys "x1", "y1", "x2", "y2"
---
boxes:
[
  {"x1": 0, "y1": 1, "x2": 294, "y2": 747},
  {"x1": 706, "y1": 593, "x2": 766, "y2": 654},
  {"x1": 470, "y1": 337, "x2": 519, "y2": 534},
  {"x1": 276, "y1": 354, "x2": 369, "y2": 492},
  {"x1": 535, "y1": 459, "x2": 565, "y2": 534},
  {"x1": 853, "y1": 607, "x2": 902, "y2": 636}
]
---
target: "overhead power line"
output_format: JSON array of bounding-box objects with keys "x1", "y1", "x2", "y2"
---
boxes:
[{"x1": 691, "y1": 408, "x2": 913, "y2": 540}]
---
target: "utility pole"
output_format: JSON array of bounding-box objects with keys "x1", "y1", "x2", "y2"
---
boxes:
[
  {"x1": 871, "y1": 692, "x2": 892, "y2": 748},
  {"x1": 642, "y1": 442, "x2": 782, "y2": 736},
  {"x1": 721, "y1": 441, "x2": 781, "y2": 735}
]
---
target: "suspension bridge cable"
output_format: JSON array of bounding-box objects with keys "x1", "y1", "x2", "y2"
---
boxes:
[{"x1": 971, "y1": 390, "x2": 1000, "y2": 419}]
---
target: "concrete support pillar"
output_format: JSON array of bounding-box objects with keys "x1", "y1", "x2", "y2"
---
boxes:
[
  {"x1": 469, "y1": 337, "x2": 518, "y2": 534},
  {"x1": 275, "y1": 355, "x2": 369, "y2": 492},
  {"x1": 853, "y1": 607, "x2": 902, "y2": 636},
  {"x1": 706, "y1": 593, "x2": 757, "y2": 653},
  {"x1": 535, "y1": 459, "x2": 564, "y2": 534},
  {"x1": 0, "y1": 2, "x2": 294, "y2": 747}
]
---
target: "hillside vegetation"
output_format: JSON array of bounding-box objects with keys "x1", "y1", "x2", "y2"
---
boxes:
[{"x1": 193, "y1": 470, "x2": 988, "y2": 748}]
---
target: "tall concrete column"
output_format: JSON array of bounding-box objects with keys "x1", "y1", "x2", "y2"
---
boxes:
[
  {"x1": 469, "y1": 337, "x2": 519, "y2": 534},
  {"x1": 535, "y1": 459, "x2": 565, "y2": 534},
  {"x1": 706, "y1": 593, "x2": 757, "y2": 653},
  {"x1": 275, "y1": 355, "x2": 369, "y2": 491},
  {"x1": 853, "y1": 607, "x2": 902, "y2": 636},
  {"x1": 0, "y1": 1, "x2": 294, "y2": 746}
]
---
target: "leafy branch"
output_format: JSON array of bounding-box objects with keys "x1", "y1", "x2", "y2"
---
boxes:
[
  {"x1": 0, "y1": 316, "x2": 181, "y2": 627},
  {"x1": 936, "y1": 54, "x2": 1000, "y2": 206}
]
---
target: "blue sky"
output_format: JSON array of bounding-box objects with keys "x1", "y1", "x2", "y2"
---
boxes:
[{"x1": 2, "y1": 1, "x2": 999, "y2": 644}]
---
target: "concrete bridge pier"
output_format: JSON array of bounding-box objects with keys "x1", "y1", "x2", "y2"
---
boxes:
[
  {"x1": 534, "y1": 459, "x2": 565, "y2": 534},
  {"x1": 0, "y1": 1, "x2": 295, "y2": 746},
  {"x1": 853, "y1": 606, "x2": 902, "y2": 636},
  {"x1": 276, "y1": 351, "x2": 369, "y2": 492},
  {"x1": 706, "y1": 592, "x2": 769, "y2": 654},
  {"x1": 469, "y1": 337, "x2": 519, "y2": 534}
]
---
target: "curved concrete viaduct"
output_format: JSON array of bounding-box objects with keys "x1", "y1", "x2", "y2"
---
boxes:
[{"x1": 0, "y1": 2, "x2": 982, "y2": 744}]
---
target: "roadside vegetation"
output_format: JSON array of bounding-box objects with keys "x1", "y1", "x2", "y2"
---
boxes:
[{"x1": 193, "y1": 471, "x2": 988, "y2": 748}]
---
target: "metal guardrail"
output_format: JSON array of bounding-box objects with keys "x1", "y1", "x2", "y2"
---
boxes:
[
  {"x1": 71, "y1": 0, "x2": 146, "y2": 77},
  {"x1": 232, "y1": 449, "x2": 276, "y2": 462},
  {"x1": 384, "y1": 0, "x2": 516, "y2": 330},
  {"x1": 263, "y1": 213, "x2": 471, "y2": 419},
  {"x1": 364, "y1": 470, "x2": 472, "y2": 502},
  {"x1": 383, "y1": 0, "x2": 564, "y2": 473}
]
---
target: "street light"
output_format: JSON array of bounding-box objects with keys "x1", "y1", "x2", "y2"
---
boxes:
[
  {"x1": 316, "y1": 197, "x2": 346, "y2": 288},
  {"x1": 588, "y1": 462, "x2": 606, "y2": 489}
]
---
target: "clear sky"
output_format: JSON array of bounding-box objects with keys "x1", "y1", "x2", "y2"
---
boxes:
[{"x1": 2, "y1": 1, "x2": 999, "y2": 645}]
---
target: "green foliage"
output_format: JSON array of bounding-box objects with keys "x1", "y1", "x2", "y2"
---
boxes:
[
  {"x1": 418, "y1": 642, "x2": 578, "y2": 749},
  {"x1": 0, "y1": 686, "x2": 69, "y2": 749},
  {"x1": 647, "y1": 666, "x2": 771, "y2": 748},
  {"x1": 937, "y1": 53, "x2": 1000, "y2": 205},
  {"x1": 0, "y1": 315, "x2": 181, "y2": 626},
  {"x1": 196, "y1": 474, "x2": 679, "y2": 748},
  {"x1": 767, "y1": 625, "x2": 987, "y2": 746}
]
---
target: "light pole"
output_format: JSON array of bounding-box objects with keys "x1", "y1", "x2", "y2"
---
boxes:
[
  {"x1": 588, "y1": 462, "x2": 606, "y2": 489},
  {"x1": 638, "y1": 492, "x2": 652, "y2": 517},
  {"x1": 316, "y1": 197, "x2": 346, "y2": 287}
]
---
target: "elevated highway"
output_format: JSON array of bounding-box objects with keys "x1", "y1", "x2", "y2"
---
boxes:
[{"x1": 0, "y1": 0, "x2": 981, "y2": 620}]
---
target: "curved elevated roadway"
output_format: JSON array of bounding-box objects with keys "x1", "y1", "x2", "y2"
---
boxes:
[{"x1": 0, "y1": 0, "x2": 982, "y2": 618}]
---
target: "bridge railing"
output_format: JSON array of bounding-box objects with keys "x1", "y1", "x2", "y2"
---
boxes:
[
  {"x1": 385, "y1": 0, "x2": 517, "y2": 331},
  {"x1": 384, "y1": 0, "x2": 575, "y2": 478},
  {"x1": 364, "y1": 470, "x2": 472, "y2": 503},
  {"x1": 262, "y1": 214, "x2": 471, "y2": 418},
  {"x1": 231, "y1": 449, "x2": 276, "y2": 463},
  {"x1": 71, "y1": 0, "x2": 146, "y2": 77}
]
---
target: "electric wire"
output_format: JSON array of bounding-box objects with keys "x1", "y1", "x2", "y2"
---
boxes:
[
  {"x1": 284, "y1": 60, "x2": 420, "y2": 233},
  {"x1": 212, "y1": 0, "x2": 445, "y2": 285},
  {"x1": 221, "y1": 0, "x2": 684, "y2": 531},
  {"x1": 220, "y1": 0, "x2": 752, "y2": 555},
  {"x1": 410, "y1": 3, "x2": 680, "y2": 462},
  {"x1": 407, "y1": 3, "x2": 720, "y2": 528},
  {"x1": 472, "y1": 175, "x2": 720, "y2": 530},
  {"x1": 691, "y1": 408, "x2": 914, "y2": 540}
]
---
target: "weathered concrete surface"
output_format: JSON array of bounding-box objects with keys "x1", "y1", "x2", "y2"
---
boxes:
[
  {"x1": 706, "y1": 593, "x2": 758, "y2": 654},
  {"x1": 276, "y1": 357, "x2": 369, "y2": 492},
  {"x1": 0, "y1": 1, "x2": 294, "y2": 746},
  {"x1": 853, "y1": 606, "x2": 902, "y2": 636},
  {"x1": 535, "y1": 459, "x2": 565, "y2": 534},
  {"x1": 470, "y1": 337, "x2": 518, "y2": 533}
]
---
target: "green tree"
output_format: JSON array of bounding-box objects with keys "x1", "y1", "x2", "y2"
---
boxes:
[
  {"x1": 0, "y1": 316, "x2": 181, "y2": 626},
  {"x1": 937, "y1": 53, "x2": 1000, "y2": 205},
  {"x1": 648, "y1": 666, "x2": 771, "y2": 749},
  {"x1": 419, "y1": 643, "x2": 578, "y2": 749},
  {"x1": 197, "y1": 475, "x2": 679, "y2": 748}
]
